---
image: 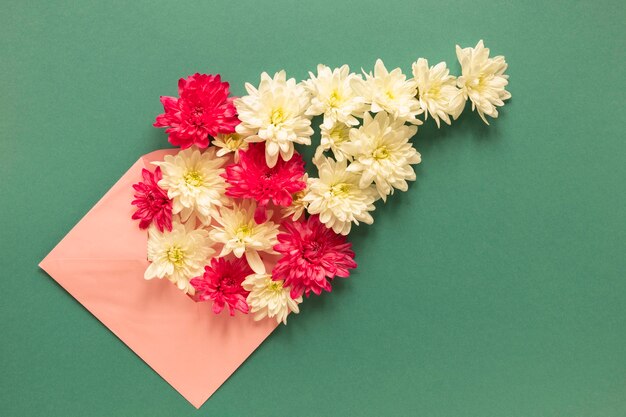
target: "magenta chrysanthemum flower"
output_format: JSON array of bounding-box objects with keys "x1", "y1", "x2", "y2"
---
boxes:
[
  {"x1": 190, "y1": 257, "x2": 253, "y2": 316},
  {"x1": 153, "y1": 73, "x2": 239, "y2": 149},
  {"x1": 273, "y1": 215, "x2": 357, "y2": 298},
  {"x1": 223, "y1": 143, "x2": 307, "y2": 223},
  {"x1": 131, "y1": 167, "x2": 173, "y2": 232}
]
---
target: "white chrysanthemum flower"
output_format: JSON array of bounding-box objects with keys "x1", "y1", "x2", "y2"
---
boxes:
[
  {"x1": 235, "y1": 71, "x2": 313, "y2": 168},
  {"x1": 303, "y1": 157, "x2": 378, "y2": 235},
  {"x1": 209, "y1": 201, "x2": 279, "y2": 274},
  {"x1": 345, "y1": 112, "x2": 420, "y2": 200},
  {"x1": 412, "y1": 58, "x2": 466, "y2": 127},
  {"x1": 281, "y1": 174, "x2": 309, "y2": 221},
  {"x1": 314, "y1": 122, "x2": 353, "y2": 162},
  {"x1": 304, "y1": 64, "x2": 368, "y2": 128},
  {"x1": 242, "y1": 273, "x2": 302, "y2": 325},
  {"x1": 456, "y1": 40, "x2": 511, "y2": 124},
  {"x1": 212, "y1": 132, "x2": 249, "y2": 162},
  {"x1": 154, "y1": 147, "x2": 227, "y2": 224},
  {"x1": 144, "y1": 222, "x2": 213, "y2": 294},
  {"x1": 353, "y1": 59, "x2": 423, "y2": 125}
]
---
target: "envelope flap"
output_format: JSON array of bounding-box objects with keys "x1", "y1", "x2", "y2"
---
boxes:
[{"x1": 40, "y1": 158, "x2": 147, "y2": 262}]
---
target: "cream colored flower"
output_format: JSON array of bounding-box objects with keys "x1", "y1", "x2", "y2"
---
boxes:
[
  {"x1": 345, "y1": 112, "x2": 420, "y2": 200},
  {"x1": 412, "y1": 58, "x2": 466, "y2": 127},
  {"x1": 235, "y1": 71, "x2": 313, "y2": 167},
  {"x1": 144, "y1": 222, "x2": 213, "y2": 294},
  {"x1": 212, "y1": 132, "x2": 249, "y2": 162},
  {"x1": 242, "y1": 273, "x2": 302, "y2": 325},
  {"x1": 154, "y1": 147, "x2": 227, "y2": 224},
  {"x1": 209, "y1": 201, "x2": 279, "y2": 274},
  {"x1": 353, "y1": 59, "x2": 423, "y2": 125},
  {"x1": 281, "y1": 174, "x2": 309, "y2": 221},
  {"x1": 304, "y1": 64, "x2": 367, "y2": 128},
  {"x1": 303, "y1": 157, "x2": 378, "y2": 235},
  {"x1": 456, "y1": 40, "x2": 511, "y2": 124},
  {"x1": 314, "y1": 122, "x2": 353, "y2": 162}
]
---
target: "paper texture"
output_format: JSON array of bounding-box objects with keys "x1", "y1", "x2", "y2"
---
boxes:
[{"x1": 39, "y1": 149, "x2": 278, "y2": 408}]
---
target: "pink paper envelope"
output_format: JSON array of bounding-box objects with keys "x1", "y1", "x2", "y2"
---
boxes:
[{"x1": 39, "y1": 149, "x2": 278, "y2": 409}]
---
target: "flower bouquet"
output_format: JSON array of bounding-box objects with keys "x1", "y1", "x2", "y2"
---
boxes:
[{"x1": 41, "y1": 40, "x2": 510, "y2": 407}]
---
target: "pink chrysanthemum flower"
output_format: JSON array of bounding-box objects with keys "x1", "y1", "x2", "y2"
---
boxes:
[
  {"x1": 190, "y1": 257, "x2": 253, "y2": 316},
  {"x1": 154, "y1": 73, "x2": 239, "y2": 149},
  {"x1": 131, "y1": 167, "x2": 173, "y2": 232},
  {"x1": 223, "y1": 143, "x2": 307, "y2": 223},
  {"x1": 273, "y1": 215, "x2": 357, "y2": 298}
]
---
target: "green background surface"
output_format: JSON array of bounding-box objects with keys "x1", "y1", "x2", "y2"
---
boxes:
[{"x1": 1, "y1": 0, "x2": 625, "y2": 416}]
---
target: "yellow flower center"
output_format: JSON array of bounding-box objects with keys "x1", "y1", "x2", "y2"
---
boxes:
[
  {"x1": 166, "y1": 246, "x2": 185, "y2": 267},
  {"x1": 270, "y1": 107, "x2": 286, "y2": 125},
  {"x1": 225, "y1": 134, "x2": 243, "y2": 150},
  {"x1": 329, "y1": 90, "x2": 341, "y2": 107},
  {"x1": 385, "y1": 90, "x2": 395, "y2": 100},
  {"x1": 183, "y1": 170, "x2": 203, "y2": 187},
  {"x1": 426, "y1": 84, "x2": 441, "y2": 99},
  {"x1": 330, "y1": 183, "x2": 351, "y2": 197},
  {"x1": 372, "y1": 146, "x2": 390, "y2": 160},
  {"x1": 472, "y1": 74, "x2": 488, "y2": 92},
  {"x1": 268, "y1": 280, "x2": 284, "y2": 292},
  {"x1": 329, "y1": 127, "x2": 348, "y2": 144},
  {"x1": 235, "y1": 224, "x2": 253, "y2": 241}
]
